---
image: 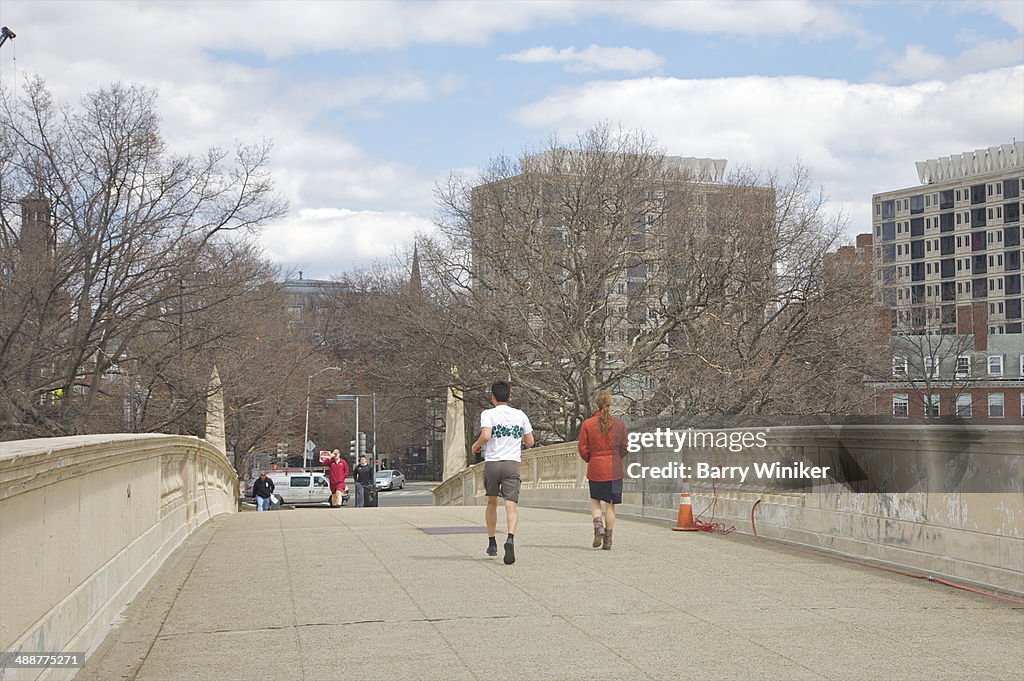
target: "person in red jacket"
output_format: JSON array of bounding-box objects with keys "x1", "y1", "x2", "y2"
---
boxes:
[
  {"x1": 327, "y1": 449, "x2": 349, "y2": 508},
  {"x1": 577, "y1": 390, "x2": 628, "y2": 550}
]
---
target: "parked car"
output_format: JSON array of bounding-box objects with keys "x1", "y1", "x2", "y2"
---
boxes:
[
  {"x1": 245, "y1": 470, "x2": 349, "y2": 506},
  {"x1": 375, "y1": 469, "x2": 405, "y2": 491}
]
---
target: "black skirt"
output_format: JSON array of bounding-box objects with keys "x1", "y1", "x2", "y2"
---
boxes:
[{"x1": 589, "y1": 479, "x2": 622, "y2": 504}]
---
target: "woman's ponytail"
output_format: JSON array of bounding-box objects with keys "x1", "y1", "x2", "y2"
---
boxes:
[{"x1": 596, "y1": 390, "x2": 612, "y2": 435}]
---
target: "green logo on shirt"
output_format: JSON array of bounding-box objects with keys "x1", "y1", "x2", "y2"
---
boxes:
[{"x1": 492, "y1": 424, "x2": 525, "y2": 438}]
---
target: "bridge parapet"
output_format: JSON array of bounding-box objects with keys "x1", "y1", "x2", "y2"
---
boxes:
[
  {"x1": 434, "y1": 426, "x2": 1023, "y2": 596},
  {"x1": 0, "y1": 434, "x2": 237, "y2": 680}
]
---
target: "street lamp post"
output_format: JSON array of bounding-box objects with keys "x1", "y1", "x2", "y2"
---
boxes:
[{"x1": 303, "y1": 367, "x2": 343, "y2": 469}]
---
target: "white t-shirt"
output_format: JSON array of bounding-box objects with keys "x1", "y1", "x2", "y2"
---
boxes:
[{"x1": 480, "y1": 404, "x2": 532, "y2": 462}]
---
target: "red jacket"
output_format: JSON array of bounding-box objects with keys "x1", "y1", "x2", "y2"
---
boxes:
[
  {"x1": 577, "y1": 411, "x2": 628, "y2": 482},
  {"x1": 328, "y1": 459, "x2": 349, "y2": 488}
]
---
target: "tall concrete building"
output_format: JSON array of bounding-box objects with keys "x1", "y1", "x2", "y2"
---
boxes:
[
  {"x1": 872, "y1": 142, "x2": 1023, "y2": 336},
  {"x1": 869, "y1": 143, "x2": 1024, "y2": 423}
]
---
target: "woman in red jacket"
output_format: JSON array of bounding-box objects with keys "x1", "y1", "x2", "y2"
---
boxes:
[{"x1": 577, "y1": 390, "x2": 628, "y2": 550}]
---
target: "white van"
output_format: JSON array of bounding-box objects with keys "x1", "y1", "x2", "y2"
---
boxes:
[{"x1": 266, "y1": 470, "x2": 340, "y2": 506}]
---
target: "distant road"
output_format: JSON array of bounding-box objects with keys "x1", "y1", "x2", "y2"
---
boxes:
[
  {"x1": 376, "y1": 480, "x2": 436, "y2": 507},
  {"x1": 239, "y1": 480, "x2": 437, "y2": 510}
]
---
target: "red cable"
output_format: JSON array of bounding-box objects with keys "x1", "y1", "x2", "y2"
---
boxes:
[
  {"x1": 748, "y1": 498, "x2": 1024, "y2": 606},
  {"x1": 750, "y1": 498, "x2": 762, "y2": 539},
  {"x1": 694, "y1": 481, "x2": 736, "y2": 535}
]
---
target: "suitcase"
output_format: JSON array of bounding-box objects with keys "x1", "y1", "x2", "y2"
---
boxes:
[{"x1": 363, "y1": 484, "x2": 378, "y2": 508}]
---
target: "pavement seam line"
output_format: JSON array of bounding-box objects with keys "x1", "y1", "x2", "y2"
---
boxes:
[
  {"x1": 152, "y1": 613, "x2": 531, "y2": 639},
  {"x1": 278, "y1": 508, "x2": 309, "y2": 681},
  {"x1": 128, "y1": 516, "x2": 225, "y2": 681}
]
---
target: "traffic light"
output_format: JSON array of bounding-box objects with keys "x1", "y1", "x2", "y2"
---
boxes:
[
  {"x1": 349, "y1": 439, "x2": 356, "y2": 457},
  {"x1": 358, "y1": 432, "x2": 367, "y2": 456},
  {"x1": 276, "y1": 442, "x2": 288, "y2": 459}
]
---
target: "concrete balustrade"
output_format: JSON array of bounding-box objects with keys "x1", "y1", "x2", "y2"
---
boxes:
[
  {"x1": 433, "y1": 426, "x2": 1024, "y2": 596},
  {"x1": 0, "y1": 434, "x2": 237, "y2": 681}
]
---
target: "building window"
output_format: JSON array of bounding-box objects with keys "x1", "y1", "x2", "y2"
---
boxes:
[
  {"x1": 924, "y1": 356, "x2": 939, "y2": 378},
  {"x1": 988, "y1": 393, "x2": 1004, "y2": 418},
  {"x1": 955, "y1": 355, "x2": 971, "y2": 378},
  {"x1": 893, "y1": 394, "x2": 909, "y2": 418},
  {"x1": 893, "y1": 355, "x2": 908, "y2": 377},
  {"x1": 987, "y1": 355, "x2": 1003, "y2": 376},
  {"x1": 955, "y1": 393, "x2": 972, "y2": 418},
  {"x1": 926, "y1": 394, "x2": 940, "y2": 417}
]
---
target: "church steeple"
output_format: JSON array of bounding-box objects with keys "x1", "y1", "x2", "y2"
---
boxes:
[{"x1": 410, "y1": 243, "x2": 422, "y2": 296}]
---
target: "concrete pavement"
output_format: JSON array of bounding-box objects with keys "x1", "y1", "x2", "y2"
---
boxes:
[{"x1": 76, "y1": 506, "x2": 1023, "y2": 681}]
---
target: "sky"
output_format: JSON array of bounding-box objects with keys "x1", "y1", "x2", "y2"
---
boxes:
[{"x1": 0, "y1": 1, "x2": 1022, "y2": 279}]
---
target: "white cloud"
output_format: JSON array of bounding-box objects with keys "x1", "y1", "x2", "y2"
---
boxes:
[
  {"x1": 599, "y1": 0, "x2": 859, "y2": 39},
  {"x1": 261, "y1": 208, "x2": 435, "y2": 279},
  {"x1": 501, "y1": 45, "x2": 664, "y2": 73},
  {"x1": 1, "y1": 1, "x2": 862, "y2": 67},
  {"x1": 512, "y1": 66, "x2": 1024, "y2": 237},
  {"x1": 0, "y1": 0, "x2": 447, "y2": 275},
  {"x1": 875, "y1": 39, "x2": 1023, "y2": 83},
  {"x1": 0, "y1": 0, "x2": 1011, "y2": 278},
  {"x1": 970, "y1": 1, "x2": 1024, "y2": 33}
]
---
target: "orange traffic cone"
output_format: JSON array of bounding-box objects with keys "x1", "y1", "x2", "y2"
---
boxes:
[{"x1": 672, "y1": 491, "x2": 697, "y2": 531}]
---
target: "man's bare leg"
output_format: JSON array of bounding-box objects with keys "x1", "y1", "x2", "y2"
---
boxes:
[
  {"x1": 485, "y1": 496, "x2": 499, "y2": 556},
  {"x1": 505, "y1": 499, "x2": 519, "y2": 536},
  {"x1": 503, "y1": 500, "x2": 519, "y2": 564}
]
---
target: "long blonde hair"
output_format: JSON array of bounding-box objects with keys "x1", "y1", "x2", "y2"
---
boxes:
[{"x1": 596, "y1": 390, "x2": 613, "y2": 434}]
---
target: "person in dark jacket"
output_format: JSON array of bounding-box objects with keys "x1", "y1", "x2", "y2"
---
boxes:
[
  {"x1": 252, "y1": 472, "x2": 275, "y2": 512},
  {"x1": 577, "y1": 390, "x2": 628, "y2": 550},
  {"x1": 352, "y1": 455, "x2": 373, "y2": 507}
]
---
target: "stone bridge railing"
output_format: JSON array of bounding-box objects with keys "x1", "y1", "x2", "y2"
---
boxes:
[
  {"x1": 434, "y1": 426, "x2": 1023, "y2": 596},
  {"x1": 0, "y1": 434, "x2": 238, "y2": 681}
]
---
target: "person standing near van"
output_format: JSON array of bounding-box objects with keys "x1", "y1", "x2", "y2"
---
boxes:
[
  {"x1": 352, "y1": 454, "x2": 373, "y2": 507},
  {"x1": 471, "y1": 381, "x2": 534, "y2": 565},
  {"x1": 252, "y1": 471, "x2": 275, "y2": 512},
  {"x1": 577, "y1": 390, "x2": 628, "y2": 550},
  {"x1": 327, "y1": 450, "x2": 349, "y2": 508}
]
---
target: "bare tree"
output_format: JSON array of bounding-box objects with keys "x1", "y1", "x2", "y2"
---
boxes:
[
  {"x1": 877, "y1": 306, "x2": 979, "y2": 419},
  {"x1": 311, "y1": 126, "x2": 882, "y2": 448},
  {"x1": 658, "y1": 166, "x2": 883, "y2": 418},
  {"x1": 421, "y1": 126, "x2": 880, "y2": 439},
  {"x1": 0, "y1": 77, "x2": 290, "y2": 438}
]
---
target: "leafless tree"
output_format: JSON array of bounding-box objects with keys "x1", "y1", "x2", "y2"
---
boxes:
[
  {"x1": 305, "y1": 126, "x2": 883, "y2": 450},
  {"x1": 0, "y1": 77, "x2": 292, "y2": 439},
  {"x1": 658, "y1": 166, "x2": 884, "y2": 419},
  {"x1": 876, "y1": 306, "x2": 979, "y2": 419},
  {"x1": 411, "y1": 126, "x2": 879, "y2": 439}
]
